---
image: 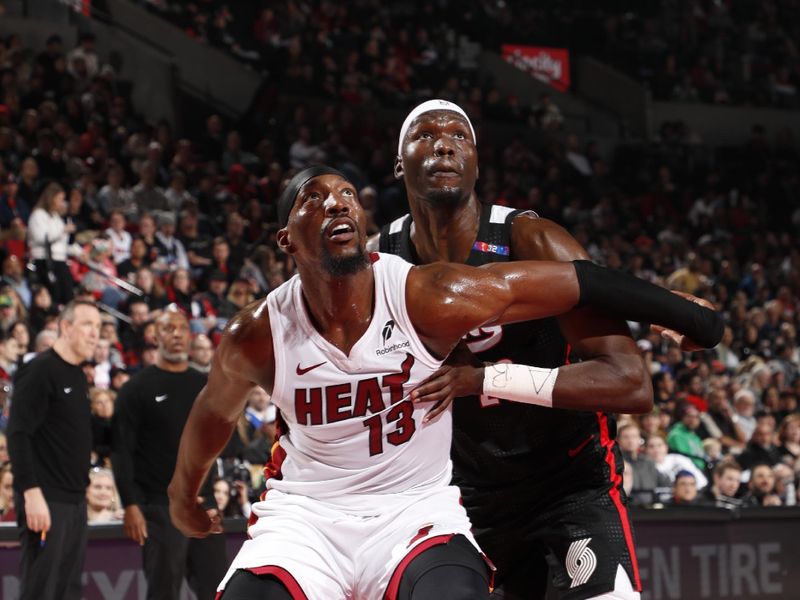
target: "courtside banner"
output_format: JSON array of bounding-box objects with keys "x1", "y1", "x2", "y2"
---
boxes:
[
  {"x1": 2, "y1": 509, "x2": 800, "y2": 599},
  {"x1": 501, "y1": 45, "x2": 570, "y2": 92}
]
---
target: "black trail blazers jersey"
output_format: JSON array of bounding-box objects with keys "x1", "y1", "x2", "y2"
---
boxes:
[{"x1": 380, "y1": 204, "x2": 621, "y2": 523}]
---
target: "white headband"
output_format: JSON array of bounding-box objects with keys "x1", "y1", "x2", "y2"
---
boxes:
[{"x1": 397, "y1": 99, "x2": 476, "y2": 156}]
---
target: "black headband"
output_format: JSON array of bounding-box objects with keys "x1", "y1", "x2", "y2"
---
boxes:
[{"x1": 277, "y1": 165, "x2": 348, "y2": 228}]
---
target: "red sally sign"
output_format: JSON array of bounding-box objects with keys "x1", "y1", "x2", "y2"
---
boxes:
[{"x1": 501, "y1": 45, "x2": 570, "y2": 92}]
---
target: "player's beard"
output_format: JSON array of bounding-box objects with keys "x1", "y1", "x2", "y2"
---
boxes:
[{"x1": 321, "y1": 244, "x2": 370, "y2": 277}]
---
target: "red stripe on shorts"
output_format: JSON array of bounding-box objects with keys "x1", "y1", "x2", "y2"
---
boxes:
[
  {"x1": 597, "y1": 412, "x2": 642, "y2": 591},
  {"x1": 383, "y1": 534, "x2": 453, "y2": 600},
  {"x1": 245, "y1": 565, "x2": 309, "y2": 600}
]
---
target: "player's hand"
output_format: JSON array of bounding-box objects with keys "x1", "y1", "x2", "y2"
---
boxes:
[
  {"x1": 123, "y1": 505, "x2": 149, "y2": 546},
  {"x1": 651, "y1": 290, "x2": 717, "y2": 351},
  {"x1": 411, "y1": 365, "x2": 485, "y2": 422},
  {"x1": 23, "y1": 487, "x2": 50, "y2": 533},
  {"x1": 168, "y1": 489, "x2": 223, "y2": 538},
  {"x1": 411, "y1": 342, "x2": 484, "y2": 422}
]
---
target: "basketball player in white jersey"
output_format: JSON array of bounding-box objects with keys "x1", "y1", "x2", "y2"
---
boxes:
[{"x1": 168, "y1": 166, "x2": 723, "y2": 600}]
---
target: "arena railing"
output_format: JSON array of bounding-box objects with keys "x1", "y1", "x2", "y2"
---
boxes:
[{"x1": 1, "y1": 507, "x2": 799, "y2": 599}]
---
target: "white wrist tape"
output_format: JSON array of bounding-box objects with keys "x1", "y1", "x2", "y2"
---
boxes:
[{"x1": 482, "y1": 363, "x2": 559, "y2": 408}]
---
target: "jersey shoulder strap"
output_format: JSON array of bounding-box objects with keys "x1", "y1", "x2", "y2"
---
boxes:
[
  {"x1": 379, "y1": 214, "x2": 414, "y2": 263},
  {"x1": 465, "y1": 204, "x2": 535, "y2": 266}
]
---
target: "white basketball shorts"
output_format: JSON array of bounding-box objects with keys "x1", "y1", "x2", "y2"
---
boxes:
[{"x1": 217, "y1": 484, "x2": 484, "y2": 600}]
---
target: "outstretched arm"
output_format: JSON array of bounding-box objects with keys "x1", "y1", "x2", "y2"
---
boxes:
[
  {"x1": 407, "y1": 260, "x2": 580, "y2": 357},
  {"x1": 413, "y1": 217, "x2": 653, "y2": 416},
  {"x1": 407, "y1": 248, "x2": 724, "y2": 360},
  {"x1": 168, "y1": 301, "x2": 273, "y2": 537}
]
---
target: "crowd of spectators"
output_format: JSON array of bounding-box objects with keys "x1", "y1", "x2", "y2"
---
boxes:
[
  {"x1": 139, "y1": 1, "x2": 800, "y2": 109},
  {"x1": 627, "y1": 0, "x2": 800, "y2": 107},
  {"x1": 136, "y1": 0, "x2": 551, "y2": 124},
  {"x1": 0, "y1": 19, "x2": 798, "y2": 530},
  {"x1": 139, "y1": 0, "x2": 470, "y2": 105},
  {"x1": 443, "y1": 0, "x2": 800, "y2": 108},
  {"x1": 581, "y1": 0, "x2": 800, "y2": 107},
  {"x1": 494, "y1": 0, "x2": 800, "y2": 108}
]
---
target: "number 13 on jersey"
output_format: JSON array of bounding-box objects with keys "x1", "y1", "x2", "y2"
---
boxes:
[{"x1": 363, "y1": 400, "x2": 416, "y2": 456}]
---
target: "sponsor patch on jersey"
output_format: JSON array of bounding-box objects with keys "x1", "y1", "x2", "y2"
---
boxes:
[
  {"x1": 376, "y1": 340, "x2": 410, "y2": 356},
  {"x1": 472, "y1": 240, "x2": 510, "y2": 256}
]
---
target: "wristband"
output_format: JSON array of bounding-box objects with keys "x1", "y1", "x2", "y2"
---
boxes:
[{"x1": 482, "y1": 363, "x2": 559, "y2": 407}]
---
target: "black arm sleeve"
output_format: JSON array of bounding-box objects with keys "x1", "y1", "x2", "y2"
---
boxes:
[
  {"x1": 111, "y1": 383, "x2": 145, "y2": 507},
  {"x1": 6, "y1": 366, "x2": 49, "y2": 492},
  {"x1": 573, "y1": 260, "x2": 724, "y2": 348}
]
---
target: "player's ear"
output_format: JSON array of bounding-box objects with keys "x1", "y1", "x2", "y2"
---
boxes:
[
  {"x1": 475, "y1": 164, "x2": 479, "y2": 181},
  {"x1": 393, "y1": 156, "x2": 403, "y2": 180},
  {"x1": 276, "y1": 228, "x2": 295, "y2": 255}
]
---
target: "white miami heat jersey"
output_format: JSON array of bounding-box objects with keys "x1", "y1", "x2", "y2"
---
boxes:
[{"x1": 265, "y1": 252, "x2": 449, "y2": 507}]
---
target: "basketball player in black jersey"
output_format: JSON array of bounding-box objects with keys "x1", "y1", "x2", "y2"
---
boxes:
[{"x1": 371, "y1": 100, "x2": 699, "y2": 599}]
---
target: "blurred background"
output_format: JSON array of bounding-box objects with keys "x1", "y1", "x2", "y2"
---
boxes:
[{"x1": 0, "y1": 1, "x2": 798, "y2": 598}]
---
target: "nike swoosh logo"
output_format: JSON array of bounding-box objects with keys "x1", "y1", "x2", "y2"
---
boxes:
[
  {"x1": 567, "y1": 434, "x2": 595, "y2": 458},
  {"x1": 155, "y1": 394, "x2": 168, "y2": 402},
  {"x1": 63, "y1": 387, "x2": 72, "y2": 394},
  {"x1": 296, "y1": 361, "x2": 327, "y2": 376}
]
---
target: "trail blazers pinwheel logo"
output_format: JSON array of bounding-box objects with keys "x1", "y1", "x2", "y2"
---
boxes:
[{"x1": 566, "y1": 538, "x2": 597, "y2": 588}]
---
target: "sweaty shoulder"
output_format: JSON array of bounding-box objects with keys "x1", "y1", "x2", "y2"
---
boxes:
[
  {"x1": 406, "y1": 260, "x2": 503, "y2": 350},
  {"x1": 215, "y1": 298, "x2": 275, "y2": 389},
  {"x1": 510, "y1": 213, "x2": 590, "y2": 261}
]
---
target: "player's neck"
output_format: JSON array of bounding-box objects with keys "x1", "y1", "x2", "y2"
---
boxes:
[
  {"x1": 299, "y1": 266, "x2": 375, "y2": 344},
  {"x1": 409, "y1": 193, "x2": 480, "y2": 264}
]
